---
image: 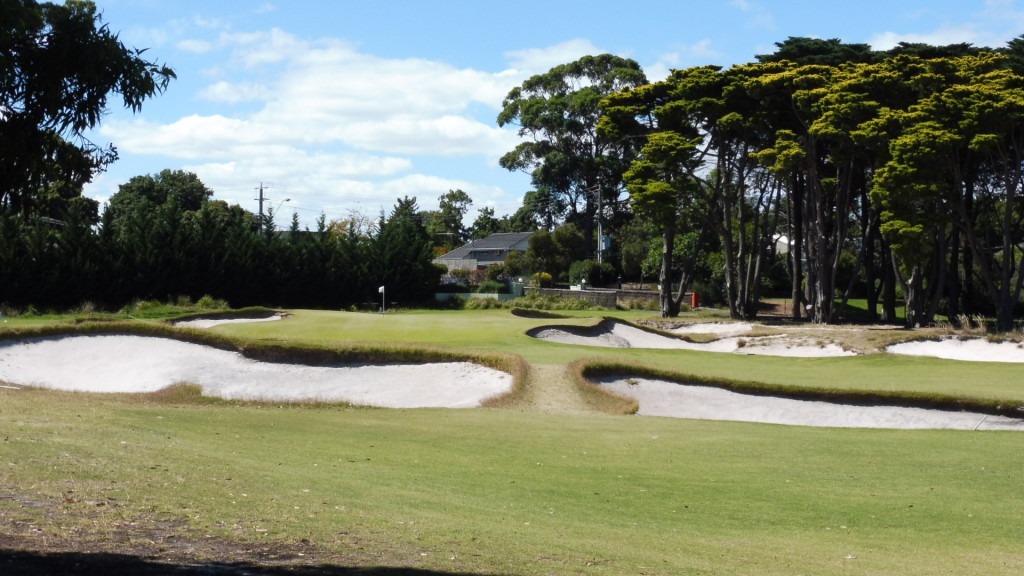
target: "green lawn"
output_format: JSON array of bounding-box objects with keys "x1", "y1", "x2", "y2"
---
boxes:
[{"x1": 2, "y1": 307, "x2": 1023, "y2": 575}]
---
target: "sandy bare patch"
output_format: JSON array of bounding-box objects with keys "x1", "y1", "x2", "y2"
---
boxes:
[
  {"x1": 598, "y1": 377, "x2": 1024, "y2": 430},
  {"x1": 0, "y1": 335, "x2": 512, "y2": 408},
  {"x1": 887, "y1": 337, "x2": 1024, "y2": 363}
]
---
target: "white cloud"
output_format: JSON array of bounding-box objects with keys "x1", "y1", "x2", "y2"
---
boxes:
[
  {"x1": 94, "y1": 28, "x2": 556, "y2": 225},
  {"x1": 869, "y1": 28, "x2": 981, "y2": 51},
  {"x1": 342, "y1": 115, "x2": 522, "y2": 157},
  {"x1": 198, "y1": 81, "x2": 273, "y2": 103},
  {"x1": 649, "y1": 39, "x2": 725, "y2": 79},
  {"x1": 502, "y1": 39, "x2": 604, "y2": 75},
  {"x1": 177, "y1": 39, "x2": 214, "y2": 54},
  {"x1": 871, "y1": 0, "x2": 1024, "y2": 52},
  {"x1": 221, "y1": 28, "x2": 310, "y2": 67},
  {"x1": 730, "y1": 0, "x2": 776, "y2": 30}
]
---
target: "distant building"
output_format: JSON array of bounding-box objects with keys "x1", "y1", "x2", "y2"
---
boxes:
[{"x1": 434, "y1": 232, "x2": 533, "y2": 271}]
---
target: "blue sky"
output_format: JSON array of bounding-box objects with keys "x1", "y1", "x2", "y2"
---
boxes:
[{"x1": 83, "y1": 0, "x2": 1024, "y2": 227}]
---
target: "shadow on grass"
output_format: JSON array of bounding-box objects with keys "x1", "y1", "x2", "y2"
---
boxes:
[{"x1": 0, "y1": 549, "x2": 506, "y2": 576}]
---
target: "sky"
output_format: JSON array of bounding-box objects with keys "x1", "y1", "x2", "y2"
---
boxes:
[{"x1": 81, "y1": 0, "x2": 1024, "y2": 228}]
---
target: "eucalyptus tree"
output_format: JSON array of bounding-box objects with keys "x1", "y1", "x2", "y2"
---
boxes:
[
  {"x1": 424, "y1": 188, "x2": 473, "y2": 248},
  {"x1": 498, "y1": 54, "x2": 648, "y2": 256}
]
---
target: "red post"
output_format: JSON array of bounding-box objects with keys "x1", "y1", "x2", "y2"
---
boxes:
[{"x1": 690, "y1": 291, "x2": 700, "y2": 309}]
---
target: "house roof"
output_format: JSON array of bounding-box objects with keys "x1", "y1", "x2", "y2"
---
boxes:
[{"x1": 436, "y1": 231, "x2": 533, "y2": 261}]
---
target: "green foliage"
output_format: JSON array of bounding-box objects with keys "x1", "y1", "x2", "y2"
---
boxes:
[
  {"x1": 374, "y1": 197, "x2": 442, "y2": 306},
  {"x1": 498, "y1": 54, "x2": 648, "y2": 253},
  {"x1": 424, "y1": 188, "x2": 473, "y2": 245},
  {"x1": 0, "y1": 0, "x2": 174, "y2": 217},
  {"x1": 532, "y1": 272, "x2": 553, "y2": 287},
  {"x1": 485, "y1": 264, "x2": 506, "y2": 281},
  {"x1": 569, "y1": 259, "x2": 616, "y2": 286},
  {"x1": 476, "y1": 280, "x2": 507, "y2": 294},
  {"x1": 463, "y1": 296, "x2": 504, "y2": 309},
  {"x1": 0, "y1": 186, "x2": 445, "y2": 311}
]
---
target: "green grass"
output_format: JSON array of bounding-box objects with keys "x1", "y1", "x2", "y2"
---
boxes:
[
  {"x1": 3, "y1": 307, "x2": 1024, "y2": 575},
  {"x1": 3, "y1": 388, "x2": 1022, "y2": 575}
]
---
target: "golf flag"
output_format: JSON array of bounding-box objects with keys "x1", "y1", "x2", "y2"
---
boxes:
[{"x1": 378, "y1": 285, "x2": 385, "y2": 293}]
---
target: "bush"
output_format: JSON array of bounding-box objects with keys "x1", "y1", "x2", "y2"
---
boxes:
[
  {"x1": 532, "y1": 272, "x2": 553, "y2": 287},
  {"x1": 511, "y1": 293, "x2": 600, "y2": 311},
  {"x1": 485, "y1": 264, "x2": 506, "y2": 282},
  {"x1": 476, "y1": 280, "x2": 508, "y2": 294},
  {"x1": 464, "y1": 296, "x2": 503, "y2": 309},
  {"x1": 569, "y1": 260, "x2": 616, "y2": 287},
  {"x1": 196, "y1": 294, "x2": 229, "y2": 310}
]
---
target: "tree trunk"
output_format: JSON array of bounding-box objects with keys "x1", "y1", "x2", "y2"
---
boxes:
[
  {"x1": 660, "y1": 223, "x2": 678, "y2": 318},
  {"x1": 789, "y1": 175, "x2": 805, "y2": 320}
]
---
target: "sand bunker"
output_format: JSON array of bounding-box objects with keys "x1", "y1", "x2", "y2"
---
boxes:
[
  {"x1": 173, "y1": 313, "x2": 285, "y2": 329},
  {"x1": 0, "y1": 335, "x2": 512, "y2": 408},
  {"x1": 598, "y1": 377, "x2": 1024, "y2": 430},
  {"x1": 531, "y1": 320, "x2": 854, "y2": 357},
  {"x1": 670, "y1": 322, "x2": 754, "y2": 336},
  {"x1": 887, "y1": 338, "x2": 1024, "y2": 363}
]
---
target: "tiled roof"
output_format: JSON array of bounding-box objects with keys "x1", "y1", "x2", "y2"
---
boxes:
[{"x1": 436, "y1": 232, "x2": 533, "y2": 260}]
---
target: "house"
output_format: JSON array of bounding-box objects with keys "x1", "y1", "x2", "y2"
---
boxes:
[{"x1": 434, "y1": 231, "x2": 533, "y2": 272}]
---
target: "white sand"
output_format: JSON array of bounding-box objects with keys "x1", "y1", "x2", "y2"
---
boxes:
[
  {"x1": 533, "y1": 321, "x2": 856, "y2": 357},
  {"x1": 887, "y1": 338, "x2": 1024, "y2": 363},
  {"x1": 598, "y1": 377, "x2": 1024, "y2": 430},
  {"x1": 173, "y1": 314, "x2": 285, "y2": 329},
  {"x1": 0, "y1": 335, "x2": 512, "y2": 408},
  {"x1": 670, "y1": 322, "x2": 754, "y2": 336}
]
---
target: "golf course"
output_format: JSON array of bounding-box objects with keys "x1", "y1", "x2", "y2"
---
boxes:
[{"x1": 2, "y1": 307, "x2": 1023, "y2": 575}]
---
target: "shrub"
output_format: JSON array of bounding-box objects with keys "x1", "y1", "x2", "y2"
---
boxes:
[
  {"x1": 464, "y1": 296, "x2": 503, "y2": 309},
  {"x1": 485, "y1": 264, "x2": 506, "y2": 282},
  {"x1": 511, "y1": 293, "x2": 600, "y2": 311},
  {"x1": 532, "y1": 272, "x2": 553, "y2": 287},
  {"x1": 196, "y1": 294, "x2": 229, "y2": 310},
  {"x1": 569, "y1": 259, "x2": 616, "y2": 287},
  {"x1": 476, "y1": 280, "x2": 508, "y2": 294}
]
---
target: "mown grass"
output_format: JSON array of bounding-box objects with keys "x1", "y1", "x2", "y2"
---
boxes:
[
  {"x1": 3, "y1": 307, "x2": 1024, "y2": 575},
  {"x1": 3, "y1": 387, "x2": 1022, "y2": 575}
]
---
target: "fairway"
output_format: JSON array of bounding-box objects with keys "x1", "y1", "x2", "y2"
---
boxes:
[{"x1": 2, "y1": 308, "x2": 1023, "y2": 575}]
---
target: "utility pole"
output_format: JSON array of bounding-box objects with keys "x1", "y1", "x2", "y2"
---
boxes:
[
  {"x1": 255, "y1": 182, "x2": 269, "y2": 230},
  {"x1": 596, "y1": 181, "x2": 603, "y2": 265}
]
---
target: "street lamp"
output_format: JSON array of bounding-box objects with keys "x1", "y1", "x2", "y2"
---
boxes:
[{"x1": 273, "y1": 198, "x2": 291, "y2": 214}]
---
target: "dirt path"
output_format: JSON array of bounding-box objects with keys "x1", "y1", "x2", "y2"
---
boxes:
[{"x1": 520, "y1": 363, "x2": 596, "y2": 414}]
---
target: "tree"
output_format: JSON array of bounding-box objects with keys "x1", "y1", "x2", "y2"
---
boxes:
[
  {"x1": 469, "y1": 206, "x2": 502, "y2": 238},
  {"x1": 375, "y1": 197, "x2": 440, "y2": 305},
  {"x1": 756, "y1": 37, "x2": 878, "y2": 66},
  {"x1": 425, "y1": 188, "x2": 473, "y2": 248},
  {"x1": 0, "y1": 0, "x2": 174, "y2": 217},
  {"x1": 498, "y1": 54, "x2": 647, "y2": 256},
  {"x1": 621, "y1": 131, "x2": 703, "y2": 316},
  {"x1": 521, "y1": 223, "x2": 585, "y2": 282}
]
